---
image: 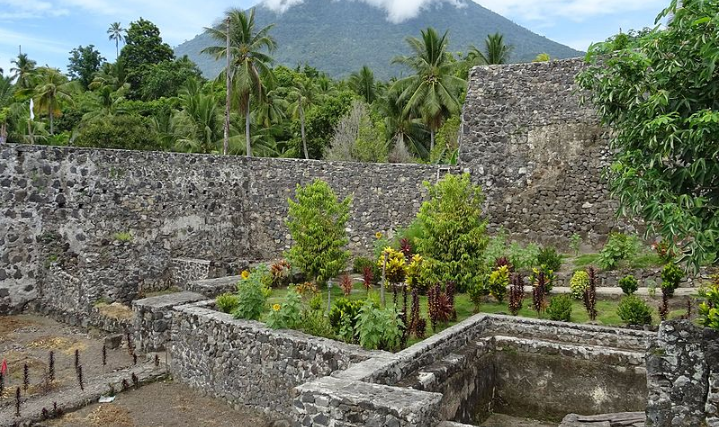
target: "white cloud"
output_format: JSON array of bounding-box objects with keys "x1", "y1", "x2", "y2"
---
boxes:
[
  {"x1": 476, "y1": 0, "x2": 665, "y2": 23},
  {"x1": 262, "y1": 0, "x2": 304, "y2": 14}
]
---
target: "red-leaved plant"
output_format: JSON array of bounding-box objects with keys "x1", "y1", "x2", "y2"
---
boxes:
[
  {"x1": 509, "y1": 273, "x2": 525, "y2": 316},
  {"x1": 339, "y1": 274, "x2": 353, "y2": 296}
]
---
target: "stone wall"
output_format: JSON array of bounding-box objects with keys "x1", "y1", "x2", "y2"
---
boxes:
[
  {"x1": 646, "y1": 321, "x2": 719, "y2": 427},
  {"x1": 460, "y1": 58, "x2": 628, "y2": 247},
  {"x1": 169, "y1": 302, "x2": 375, "y2": 420},
  {"x1": 0, "y1": 144, "x2": 445, "y2": 314}
]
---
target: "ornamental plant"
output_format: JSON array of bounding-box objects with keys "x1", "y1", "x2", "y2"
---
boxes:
[
  {"x1": 415, "y1": 173, "x2": 489, "y2": 292},
  {"x1": 468, "y1": 275, "x2": 488, "y2": 313},
  {"x1": 698, "y1": 276, "x2": 719, "y2": 330},
  {"x1": 583, "y1": 267, "x2": 598, "y2": 321},
  {"x1": 355, "y1": 299, "x2": 404, "y2": 351},
  {"x1": 508, "y1": 273, "x2": 525, "y2": 316},
  {"x1": 378, "y1": 247, "x2": 407, "y2": 284},
  {"x1": 215, "y1": 293, "x2": 240, "y2": 314},
  {"x1": 617, "y1": 296, "x2": 653, "y2": 326},
  {"x1": 286, "y1": 179, "x2": 351, "y2": 285},
  {"x1": 427, "y1": 283, "x2": 454, "y2": 331},
  {"x1": 547, "y1": 295, "x2": 573, "y2": 322},
  {"x1": 661, "y1": 263, "x2": 684, "y2": 297},
  {"x1": 598, "y1": 233, "x2": 638, "y2": 270},
  {"x1": 233, "y1": 272, "x2": 268, "y2": 321},
  {"x1": 405, "y1": 254, "x2": 427, "y2": 292},
  {"x1": 537, "y1": 247, "x2": 562, "y2": 272},
  {"x1": 339, "y1": 274, "x2": 353, "y2": 296},
  {"x1": 569, "y1": 270, "x2": 590, "y2": 300},
  {"x1": 266, "y1": 287, "x2": 302, "y2": 329},
  {"x1": 618, "y1": 275, "x2": 639, "y2": 296},
  {"x1": 487, "y1": 265, "x2": 510, "y2": 303}
]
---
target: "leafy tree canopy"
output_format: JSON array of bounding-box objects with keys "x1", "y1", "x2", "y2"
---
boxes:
[
  {"x1": 67, "y1": 45, "x2": 106, "y2": 89},
  {"x1": 119, "y1": 18, "x2": 175, "y2": 99},
  {"x1": 576, "y1": 0, "x2": 719, "y2": 270}
]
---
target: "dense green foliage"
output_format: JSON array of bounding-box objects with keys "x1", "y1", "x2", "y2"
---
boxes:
[
  {"x1": 286, "y1": 179, "x2": 351, "y2": 285},
  {"x1": 415, "y1": 174, "x2": 488, "y2": 292},
  {"x1": 569, "y1": 270, "x2": 590, "y2": 300},
  {"x1": 598, "y1": 233, "x2": 639, "y2": 270},
  {"x1": 618, "y1": 275, "x2": 639, "y2": 296},
  {"x1": 617, "y1": 296, "x2": 653, "y2": 326},
  {"x1": 547, "y1": 295, "x2": 573, "y2": 322},
  {"x1": 215, "y1": 293, "x2": 240, "y2": 313},
  {"x1": 233, "y1": 272, "x2": 268, "y2": 321},
  {"x1": 577, "y1": 0, "x2": 719, "y2": 270},
  {"x1": 660, "y1": 263, "x2": 684, "y2": 296},
  {"x1": 699, "y1": 276, "x2": 719, "y2": 330}
]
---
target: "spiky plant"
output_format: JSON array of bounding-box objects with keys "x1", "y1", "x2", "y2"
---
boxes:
[{"x1": 508, "y1": 273, "x2": 525, "y2": 316}]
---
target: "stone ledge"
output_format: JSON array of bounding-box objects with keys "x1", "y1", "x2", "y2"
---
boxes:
[
  {"x1": 560, "y1": 412, "x2": 645, "y2": 427},
  {"x1": 185, "y1": 275, "x2": 242, "y2": 298},
  {"x1": 132, "y1": 292, "x2": 206, "y2": 310}
]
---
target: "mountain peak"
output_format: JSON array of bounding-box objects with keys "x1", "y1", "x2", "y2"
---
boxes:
[{"x1": 175, "y1": 0, "x2": 582, "y2": 79}]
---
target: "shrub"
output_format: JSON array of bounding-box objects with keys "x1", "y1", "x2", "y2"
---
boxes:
[
  {"x1": 356, "y1": 299, "x2": 404, "y2": 351},
  {"x1": 308, "y1": 293, "x2": 324, "y2": 311},
  {"x1": 286, "y1": 179, "x2": 351, "y2": 285},
  {"x1": 428, "y1": 283, "x2": 454, "y2": 331},
  {"x1": 352, "y1": 257, "x2": 374, "y2": 274},
  {"x1": 547, "y1": 295, "x2": 573, "y2": 322},
  {"x1": 508, "y1": 273, "x2": 525, "y2": 316},
  {"x1": 494, "y1": 256, "x2": 513, "y2": 271},
  {"x1": 298, "y1": 309, "x2": 335, "y2": 339},
  {"x1": 232, "y1": 273, "x2": 267, "y2": 321},
  {"x1": 467, "y1": 275, "x2": 488, "y2": 313},
  {"x1": 530, "y1": 266, "x2": 555, "y2": 294},
  {"x1": 215, "y1": 293, "x2": 239, "y2": 314},
  {"x1": 508, "y1": 242, "x2": 540, "y2": 271},
  {"x1": 598, "y1": 233, "x2": 639, "y2": 270},
  {"x1": 339, "y1": 274, "x2": 353, "y2": 296},
  {"x1": 619, "y1": 275, "x2": 639, "y2": 296},
  {"x1": 532, "y1": 270, "x2": 549, "y2": 317},
  {"x1": 698, "y1": 276, "x2": 719, "y2": 330},
  {"x1": 537, "y1": 247, "x2": 562, "y2": 272},
  {"x1": 653, "y1": 240, "x2": 676, "y2": 264},
  {"x1": 266, "y1": 288, "x2": 302, "y2": 329},
  {"x1": 415, "y1": 173, "x2": 488, "y2": 292},
  {"x1": 617, "y1": 296, "x2": 653, "y2": 326},
  {"x1": 583, "y1": 267, "x2": 598, "y2": 321},
  {"x1": 406, "y1": 254, "x2": 430, "y2": 293},
  {"x1": 487, "y1": 265, "x2": 510, "y2": 303},
  {"x1": 328, "y1": 298, "x2": 363, "y2": 332},
  {"x1": 569, "y1": 271, "x2": 590, "y2": 300},
  {"x1": 269, "y1": 259, "x2": 292, "y2": 288},
  {"x1": 661, "y1": 263, "x2": 684, "y2": 297},
  {"x1": 399, "y1": 238, "x2": 413, "y2": 259},
  {"x1": 378, "y1": 247, "x2": 407, "y2": 284},
  {"x1": 570, "y1": 233, "x2": 581, "y2": 256}
]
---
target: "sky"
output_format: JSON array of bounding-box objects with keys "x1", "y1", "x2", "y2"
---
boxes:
[{"x1": 0, "y1": 0, "x2": 668, "y2": 77}]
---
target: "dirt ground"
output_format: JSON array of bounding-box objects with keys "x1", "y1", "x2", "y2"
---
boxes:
[
  {"x1": 46, "y1": 380, "x2": 271, "y2": 427},
  {"x1": 0, "y1": 314, "x2": 135, "y2": 404},
  {"x1": 483, "y1": 413, "x2": 558, "y2": 427}
]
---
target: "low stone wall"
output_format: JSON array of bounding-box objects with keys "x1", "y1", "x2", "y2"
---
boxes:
[
  {"x1": 169, "y1": 302, "x2": 375, "y2": 420},
  {"x1": 132, "y1": 292, "x2": 206, "y2": 353},
  {"x1": 645, "y1": 321, "x2": 719, "y2": 427}
]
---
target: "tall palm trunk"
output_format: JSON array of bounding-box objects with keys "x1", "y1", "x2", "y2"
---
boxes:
[
  {"x1": 300, "y1": 100, "x2": 308, "y2": 159},
  {"x1": 245, "y1": 96, "x2": 252, "y2": 157},
  {"x1": 223, "y1": 16, "x2": 231, "y2": 156},
  {"x1": 430, "y1": 128, "x2": 435, "y2": 152},
  {"x1": 48, "y1": 103, "x2": 54, "y2": 135}
]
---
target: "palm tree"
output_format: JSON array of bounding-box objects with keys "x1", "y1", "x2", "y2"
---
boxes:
[
  {"x1": 31, "y1": 67, "x2": 74, "y2": 134},
  {"x1": 10, "y1": 53, "x2": 37, "y2": 90},
  {"x1": 379, "y1": 83, "x2": 428, "y2": 159},
  {"x1": 107, "y1": 22, "x2": 126, "y2": 59},
  {"x1": 392, "y1": 28, "x2": 466, "y2": 152},
  {"x1": 288, "y1": 77, "x2": 317, "y2": 159},
  {"x1": 348, "y1": 65, "x2": 378, "y2": 104},
  {"x1": 173, "y1": 79, "x2": 223, "y2": 154},
  {"x1": 468, "y1": 33, "x2": 514, "y2": 65},
  {"x1": 202, "y1": 8, "x2": 277, "y2": 157}
]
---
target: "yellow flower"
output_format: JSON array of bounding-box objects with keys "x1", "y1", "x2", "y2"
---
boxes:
[
  {"x1": 375, "y1": 232, "x2": 383, "y2": 239},
  {"x1": 272, "y1": 304, "x2": 281, "y2": 312},
  {"x1": 241, "y1": 270, "x2": 250, "y2": 280}
]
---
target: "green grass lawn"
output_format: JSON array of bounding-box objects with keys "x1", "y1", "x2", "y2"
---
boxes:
[{"x1": 265, "y1": 280, "x2": 687, "y2": 346}]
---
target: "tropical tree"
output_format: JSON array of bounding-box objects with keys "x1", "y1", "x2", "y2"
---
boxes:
[
  {"x1": 576, "y1": 0, "x2": 719, "y2": 270},
  {"x1": 67, "y1": 45, "x2": 106, "y2": 89},
  {"x1": 378, "y1": 83, "x2": 427, "y2": 159},
  {"x1": 173, "y1": 79, "x2": 223, "y2": 154},
  {"x1": 119, "y1": 18, "x2": 174, "y2": 98},
  {"x1": 202, "y1": 8, "x2": 277, "y2": 157},
  {"x1": 348, "y1": 65, "x2": 378, "y2": 104},
  {"x1": 107, "y1": 22, "x2": 126, "y2": 59},
  {"x1": 30, "y1": 67, "x2": 75, "y2": 134},
  {"x1": 468, "y1": 33, "x2": 514, "y2": 65},
  {"x1": 392, "y1": 28, "x2": 466, "y2": 151},
  {"x1": 288, "y1": 77, "x2": 318, "y2": 159},
  {"x1": 10, "y1": 53, "x2": 37, "y2": 90}
]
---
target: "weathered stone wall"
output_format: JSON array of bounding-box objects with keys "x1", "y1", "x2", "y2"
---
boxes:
[
  {"x1": 646, "y1": 320, "x2": 719, "y2": 427},
  {"x1": 460, "y1": 58, "x2": 627, "y2": 247},
  {"x1": 0, "y1": 144, "x2": 445, "y2": 314},
  {"x1": 169, "y1": 302, "x2": 374, "y2": 420},
  {"x1": 132, "y1": 292, "x2": 206, "y2": 353}
]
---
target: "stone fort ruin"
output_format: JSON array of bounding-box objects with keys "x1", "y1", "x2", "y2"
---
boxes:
[{"x1": 0, "y1": 58, "x2": 716, "y2": 426}]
